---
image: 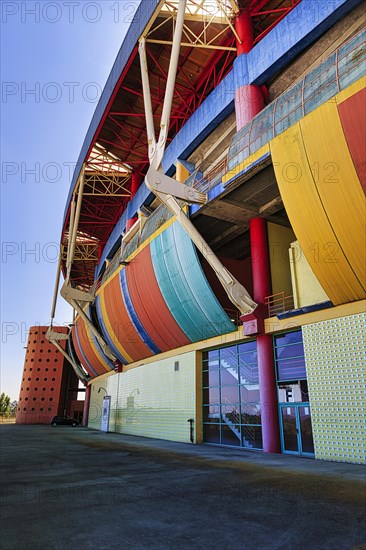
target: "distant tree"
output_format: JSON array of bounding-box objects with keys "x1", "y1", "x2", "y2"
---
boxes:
[
  {"x1": 10, "y1": 401, "x2": 18, "y2": 416},
  {"x1": 0, "y1": 393, "x2": 11, "y2": 416}
]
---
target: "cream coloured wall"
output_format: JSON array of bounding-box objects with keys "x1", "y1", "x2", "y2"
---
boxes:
[
  {"x1": 289, "y1": 241, "x2": 329, "y2": 308},
  {"x1": 267, "y1": 222, "x2": 296, "y2": 297},
  {"x1": 98, "y1": 351, "x2": 197, "y2": 443},
  {"x1": 87, "y1": 378, "x2": 107, "y2": 430},
  {"x1": 303, "y1": 312, "x2": 366, "y2": 465}
]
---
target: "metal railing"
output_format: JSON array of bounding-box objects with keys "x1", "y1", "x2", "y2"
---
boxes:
[
  {"x1": 193, "y1": 158, "x2": 228, "y2": 193},
  {"x1": 265, "y1": 291, "x2": 294, "y2": 317}
]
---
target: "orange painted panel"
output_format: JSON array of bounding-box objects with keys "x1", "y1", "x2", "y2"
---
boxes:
[
  {"x1": 103, "y1": 274, "x2": 152, "y2": 362},
  {"x1": 75, "y1": 320, "x2": 106, "y2": 376},
  {"x1": 126, "y1": 246, "x2": 190, "y2": 351}
]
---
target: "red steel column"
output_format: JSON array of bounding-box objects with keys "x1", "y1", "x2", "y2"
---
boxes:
[
  {"x1": 126, "y1": 172, "x2": 140, "y2": 231},
  {"x1": 250, "y1": 217, "x2": 272, "y2": 303},
  {"x1": 250, "y1": 217, "x2": 280, "y2": 453},
  {"x1": 235, "y1": 10, "x2": 265, "y2": 131},
  {"x1": 235, "y1": 9, "x2": 253, "y2": 55},
  {"x1": 257, "y1": 334, "x2": 280, "y2": 453},
  {"x1": 130, "y1": 172, "x2": 140, "y2": 197}
]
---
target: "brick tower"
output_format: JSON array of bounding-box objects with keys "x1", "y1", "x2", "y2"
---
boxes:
[{"x1": 16, "y1": 326, "x2": 84, "y2": 424}]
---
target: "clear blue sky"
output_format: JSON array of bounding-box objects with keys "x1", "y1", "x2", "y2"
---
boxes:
[{"x1": 1, "y1": 1, "x2": 141, "y2": 400}]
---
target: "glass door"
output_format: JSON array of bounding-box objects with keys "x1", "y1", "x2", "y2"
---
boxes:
[{"x1": 279, "y1": 403, "x2": 314, "y2": 456}]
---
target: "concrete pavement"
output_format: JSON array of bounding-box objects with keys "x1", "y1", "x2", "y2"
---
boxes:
[{"x1": 1, "y1": 425, "x2": 365, "y2": 549}]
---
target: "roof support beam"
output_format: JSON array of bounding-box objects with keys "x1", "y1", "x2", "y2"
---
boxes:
[
  {"x1": 140, "y1": 0, "x2": 257, "y2": 315},
  {"x1": 145, "y1": 39, "x2": 236, "y2": 51}
]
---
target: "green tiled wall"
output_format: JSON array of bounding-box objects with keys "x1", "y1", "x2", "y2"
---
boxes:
[{"x1": 99, "y1": 351, "x2": 197, "y2": 442}]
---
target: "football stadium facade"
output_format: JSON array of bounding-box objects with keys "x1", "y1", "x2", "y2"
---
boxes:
[{"x1": 19, "y1": 0, "x2": 366, "y2": 464}]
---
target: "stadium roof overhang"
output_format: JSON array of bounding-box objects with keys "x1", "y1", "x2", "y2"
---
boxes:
[{"x1": 60, "y1": 0, "x2": 301, "y2": 289}]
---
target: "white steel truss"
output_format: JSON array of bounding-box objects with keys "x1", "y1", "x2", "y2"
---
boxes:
[{"x1": 139, "y1": 0, "x2": 257, "y2": 315}]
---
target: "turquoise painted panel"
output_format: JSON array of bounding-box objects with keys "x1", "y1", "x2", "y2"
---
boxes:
[{"x1": 151, "y1": 222, "x2": 235, "y2": 342}]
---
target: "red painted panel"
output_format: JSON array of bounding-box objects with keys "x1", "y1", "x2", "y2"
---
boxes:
[
  {"x1": 127, "y1": 245, "x2": 190, "y2": 351},
  {"x1": 103, "y1": 274, "x2": 152, "y2": 361},
  {"x1": 337, "y1": 88, "x2": 366, "y2": 194},
  {"x1": 75, "y1": 319, "x2": 106, "y2": 376}
]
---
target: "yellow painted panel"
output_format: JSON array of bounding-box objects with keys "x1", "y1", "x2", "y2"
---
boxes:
[
  {"x1": 335, "y1": 76, "x2": 366, "y2": 105},
  {"x1": 223, "y1": 143, "x2": 270, "y2": 183},
  {"x1": 267, "y1": 222, "x2": 296, "y2": 297},
  {"x1": 300, "y1": 102, "x2": 366, "y2": 291},
  {"x1": 289, "y1": 241, "x2": 329, "y2": 308},
  {"x1": 86, "y1": 323, "x2": 111, "y2": 373},
  {"x1": 270, "y1": 122, "x2": 364, "y2": 304},
  {"x1": 98, "y1": 289, "x2": 133, "y2": 363},
  {"x1": 96, "y1": 215, "x2": 176, "y2": 293}
]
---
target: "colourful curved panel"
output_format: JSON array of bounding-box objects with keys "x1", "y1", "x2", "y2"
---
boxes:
[
  {"x1": 119, "y1": 269, "x2": 161, "y2": 354},
  {"x1": 95, "y1": 295, "x2": 128, "y2": 364},
  {"x1": 96, "y1": 291, "x2": 133, "y2": 364},
  {"x1": 299, "y1": 100, "x2": 366, "y2": 292},
  {"x1": 271, "y1": 101, "x2": 366, "y2": 305},
  {"x1": 151, "y1": 223, "x2": 236, "y2": 341},
  {"x1": 72, "y1": 322, "x2": 99, "y2": 378},
  {"x1": 103, "y1": 273, "x2": 153, "y2": 362},
  {"x1": 75, "y1": 311, "x2": 113, "y2": 376},
  {"x1": 337, "y1": 86, "x2": 366, "y2": 193},
  {"x1": 125, "y1": 245, "x2": 190, "y2": 351}
]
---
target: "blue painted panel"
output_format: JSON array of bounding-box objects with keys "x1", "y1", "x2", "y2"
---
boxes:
[
  {"x1": 247, "y1": 0, "x2": 362, "y2": 85},
  {"x1": 95, "y1": 295, "x2": 127, "y2": 364},
  {"x1": 119, "y1": 269, "x2": 161, "y2": 354},
  {"x1": 85, "y1": 304, "x2": 115, "y2": 371},
  {"x1": 69, "y1": 0, "x2": 362, "y2": 273},
  {"x1": 162, "y1": 0, "x2": 361, "y2": 175},
  {"x1": 151, "y1": 223, "x2": 235, "y2": 342},
  {"x1": 73, "y1": 323, "x2": 98, "y2": 377}
]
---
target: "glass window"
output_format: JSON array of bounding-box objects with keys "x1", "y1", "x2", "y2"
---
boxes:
[
  {"x1": 202, "y1": 340, "x2": 262, "y2": 450},
  {"x1": 238, "y1": 341, "x2": 256, "y2": 354},
  {"x1": 274, "y1": 331, "x2": 307, "y2": 381},
  {"x1": 276, "y1": 357, "x2": 306, "y2": 381},
  {"x1": 240, "y1": 385, "x2": 260, "y2": 406},
  {"x1": 220, "y1": 367, "x2": 239, "y2": 387},
  {"x1": 238, "y1": 354, "x2": 258, "y2": 384},
  {"x1": 277, "y1": 380, "x2": 309, "y2": 403},
  {"x1": 275, "y1": 331, "x2": 302, "y2": 348},
  {"x1": 203, "y1": 386, "x2": 220, "y2": 404},
  {"x1": 221, "y1": 424, "x2": 240, "y2": 447},
  {"x1": 203, "y1": 369, "x2": 219, "y2": 387},
  {"x1": 203, "y1": 423, "x2": 220, "y2": 444},
  {"x1": 240, "y1": 401, "x2": 261, "y2": 425},
  {"x1": 221, "y1": 385, "x2": 240, "y2": 405},
  {"x1": 241, "y1": 425, "x2": 263, "y2": 450},
  {"x1": 203, "y1": 404, "x2": 220, "y2": 422}
]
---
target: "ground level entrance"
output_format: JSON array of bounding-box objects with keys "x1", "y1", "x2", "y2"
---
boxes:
[{"x1": 279, "y1": 402, "x2": 314, "y2": 456}]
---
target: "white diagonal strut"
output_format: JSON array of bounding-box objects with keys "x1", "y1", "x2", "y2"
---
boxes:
[{"x1": 139, "y1": 0, "x2": 257, "y2": 315}]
